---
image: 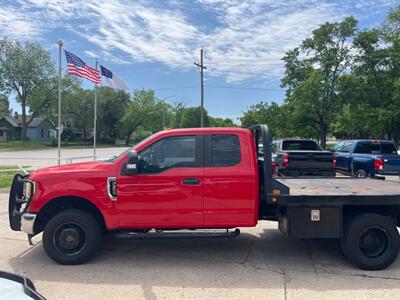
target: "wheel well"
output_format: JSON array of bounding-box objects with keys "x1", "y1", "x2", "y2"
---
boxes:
[
  {"x1": 343, "y1": 205, "x2": 400, "y2": 225},
  {"x1": 34, "y1": 196, "x2": 107, "y2": 234}
]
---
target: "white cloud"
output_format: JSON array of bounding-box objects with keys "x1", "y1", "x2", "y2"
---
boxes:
[
  {"x1": 84, "y1": 50, "x2": 98, "y2": 58},
  {"x1": 0, "y1": 5, "x2": 44, "y2": 39},
  {"x1": 0, "y1": 0, "x2": 397, "y2": 83}
]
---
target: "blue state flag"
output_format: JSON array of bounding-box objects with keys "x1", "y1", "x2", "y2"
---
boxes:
[{"x1": 100, "y1": 65, "x2": 129, "y2": 90}]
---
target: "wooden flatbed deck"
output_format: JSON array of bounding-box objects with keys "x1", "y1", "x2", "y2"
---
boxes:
[{"x1": 276, "y1": 178, "x2": 400, "y2": 196}]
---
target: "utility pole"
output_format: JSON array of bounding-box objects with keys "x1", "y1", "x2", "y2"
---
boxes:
[
  {"x1": 57, "y1": 39, "x2": 63, "y2": 165},
  {"x1": 194, "y1": 48, "x2": 206, "y2": 127}
]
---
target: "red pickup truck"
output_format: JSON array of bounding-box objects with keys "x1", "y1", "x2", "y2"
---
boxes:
[{"x1": 9, "y1": 125, "x2": 400, "y2": 270}]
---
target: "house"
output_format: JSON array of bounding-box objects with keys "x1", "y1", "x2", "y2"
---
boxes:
[{"x1": 0, "y1": 116, "x2": 55, "y2": 142}]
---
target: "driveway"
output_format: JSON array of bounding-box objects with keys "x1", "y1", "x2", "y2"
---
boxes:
[{"x1": 1, "y1": 193, "x2": 400, "y2": 299}]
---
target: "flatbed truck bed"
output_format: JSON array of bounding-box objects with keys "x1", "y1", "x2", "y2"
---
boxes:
[
  {"x1": 250, "y1": 125, "x2": 400, "y2": 270},
  {"x1": 270, "y1": 178, "x2": 400, "y2": 206},
  {"x1": 277, "y1": 178, "x2": 400, "y2": 197}
]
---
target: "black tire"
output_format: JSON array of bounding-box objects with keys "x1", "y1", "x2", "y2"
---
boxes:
[
  {"x1": 340, "y1": 213, "x2": 400, "y2": 270},
  {"x1": 354, "y1": 169, "x2": 368, "y2": 178},
  {"x1": 43, "y1": 209, "x2": 102, "y2": 265}
]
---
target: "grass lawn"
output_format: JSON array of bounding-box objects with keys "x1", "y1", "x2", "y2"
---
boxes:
[
  {"x1": 0, "y1": 166, "x2": 33, "y2": 189},
  {"x1": 0, "y1": 174, "x2": 14, "y2": 189},
  {"x1": 0, "y1": 165, "x2": 30, "y2": 170},
  {"x1": 0, "y1": 140, "x2": 52, "y2": 151}
]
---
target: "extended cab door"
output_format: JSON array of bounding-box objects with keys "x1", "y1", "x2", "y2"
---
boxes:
[
  {"x1": 117, "y1": 135, "x2": 204, "y2": 228},
  {"x1": 203, "y1": 132, "x2": 258, "y2": 227}
]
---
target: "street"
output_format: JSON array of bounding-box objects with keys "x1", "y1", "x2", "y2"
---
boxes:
[
  {"x1": 1, "y1": 192, "x2": 400, "y2": 300},
  {"x1": 0, "y1": 147, "x2": 128, "y2": 168}
]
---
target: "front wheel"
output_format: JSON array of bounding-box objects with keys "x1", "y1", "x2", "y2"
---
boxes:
[
  {"x1": 340, "y1": 213, "x2": 400, "y2": 270},
  {"x1": 43, "y1": 209, "x2": 102, "y2": 265}
]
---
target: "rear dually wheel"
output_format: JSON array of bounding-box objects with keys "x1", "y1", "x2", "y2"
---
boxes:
[{"x1": 340, "y1": 213, "x2": 400, "y2": 270}]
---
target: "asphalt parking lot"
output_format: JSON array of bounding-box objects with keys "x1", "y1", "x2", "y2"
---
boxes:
[{"x1": 1, "y1": 192, "x2": 400, "y2": 300}]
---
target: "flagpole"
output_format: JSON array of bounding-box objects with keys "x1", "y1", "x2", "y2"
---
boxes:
[
  {"x1": 57, "y1": 39, "x2": 63, "y2": 165},
  {"x1": 93, "y1": 58, "x2": 98, "y2": 160}
]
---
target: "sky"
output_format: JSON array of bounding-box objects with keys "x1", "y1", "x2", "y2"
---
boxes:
[{"x1": 1, "y1": 0, "x2": 399, "y2": 122}]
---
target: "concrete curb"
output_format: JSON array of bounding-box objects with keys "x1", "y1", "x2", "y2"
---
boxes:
[{"x1": 0, "y1": 189, "x2": 10, "y2": 194}]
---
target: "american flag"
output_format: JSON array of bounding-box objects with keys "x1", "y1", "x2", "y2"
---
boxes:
[{"x1": 64, "y1": 50, "x2": 101, "y2": 84}]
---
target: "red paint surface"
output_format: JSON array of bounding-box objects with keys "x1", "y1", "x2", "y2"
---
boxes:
[{"x1": 29, "y1": 128, "x2": 260, "y2": 230}]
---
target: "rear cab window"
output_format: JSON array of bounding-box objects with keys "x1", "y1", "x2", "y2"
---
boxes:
[
  {"x1": 209, "y1": 134, "x2": 241, "y2": 167},
  {"x1": 354, "y1": 142, "x2": 373, "y2": 154},
  {"x1": 354, "y1": 141, "x2": 397, "y2": 155},
  {"x1": 282, "y1": 140, "x2": 322, "y2": 151},
  {"x1": 381, "y1": 142, "x2": 397, "y2": 154}
]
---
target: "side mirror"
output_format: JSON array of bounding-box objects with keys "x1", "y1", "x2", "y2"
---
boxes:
[{"x1": 125, "y1": 149, "x2": 139, "y2": 175}]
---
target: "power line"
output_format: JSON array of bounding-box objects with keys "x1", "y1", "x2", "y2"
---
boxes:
[
  {"x1": 153, "y1": 85, "x2": 199, "y2": 91},
  {"x1": 206, "y1": 85, "x2": 282, "y2": 91}
]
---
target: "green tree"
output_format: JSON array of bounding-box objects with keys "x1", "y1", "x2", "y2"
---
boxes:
[
  {"x1": 62, "y1": 83, "x2": 93, "y2": 140},
  {"x1": 209, "y1": 116, "x2": 236, "y2": 127},
  {"x1": 96, "y1": 87, "x2": 130, "y2": 141},
  {"x1": 241, "y1": 102, "x2": 300, "y2": 139},
  {"x1": 169, "y1": 101, "x2": 186, "y2": 128},
  {"x1": 333, "y1": 8, "x2": 400, "y2": 148},
  {"x1": 0, "y1": 95, "x2": 9, "y2": 116},
  {"x1": 282, "y1": 17, "x2": 358, "y2": 148},
  {"x1": 0, "y1": 39, "x2": 55, "y2": 140},
  {"x1": 179, "y1": 106, "x2": 210, "y2": 128},
  {"x1": 382, "y1": 6, "x2": 400, "y2": 148},
  {"x1": 119, "y1": 89, "x2": 163, "y2": 144},
  {"x1": 333, "y1": 30, "x2": 387, "y2": 140},
  {"x1": 29, "y1": 76, "x2": 94, "y2": 140}
]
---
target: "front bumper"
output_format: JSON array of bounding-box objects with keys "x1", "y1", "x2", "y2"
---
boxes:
[
  {"x1": 8, "y1": 174, "x2": 34, "y2": 232},
  {"x1": 21, "y1": 213, "x2": 37, "y2": 235}
]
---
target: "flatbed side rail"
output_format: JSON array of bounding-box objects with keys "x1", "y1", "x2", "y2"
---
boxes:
[{"x1": 267, "y1": 194, "x2": 400, "y2": 206}]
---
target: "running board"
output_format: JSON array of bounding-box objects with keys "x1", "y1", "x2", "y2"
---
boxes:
[{"x1": 114, "y1": 228, "x2": 240, "y2": 240}]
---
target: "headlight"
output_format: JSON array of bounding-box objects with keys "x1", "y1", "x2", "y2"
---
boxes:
[{"x1": 23, "y1": 181, "x2": 35, "y2": 199}]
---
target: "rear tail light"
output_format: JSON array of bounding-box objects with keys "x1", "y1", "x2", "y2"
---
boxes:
[
  {"x1": 272, "y1": 162, "x2": 277, "y2": 177},
  {"x1": 282, "y1": 153, "x2": 289, "y2": 168},
  {"x1": 332, "y1": 155, "x2": 336, "y2": 169},
  {"x1": 374, "y1": 158, "x2": 384, "y2": 171}
]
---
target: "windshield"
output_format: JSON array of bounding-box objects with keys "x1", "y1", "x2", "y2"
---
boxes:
[
  {"x1": 103, "y1": 133, "x2": 158, "y2": 163},
  {"x1": 103, "y1": 148, "x2": 129, "y2": 163}
]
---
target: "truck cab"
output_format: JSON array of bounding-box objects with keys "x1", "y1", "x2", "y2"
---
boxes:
[
  {"x1": 115, "y1": 128, "x2": 258, "y2": 229},
  {"x1": 334, "y1": 139, "x2": 400, "y2": 178}
]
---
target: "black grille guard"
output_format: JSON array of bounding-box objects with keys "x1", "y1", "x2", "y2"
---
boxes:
[{"x1": 8, "y1": 173, "x2": 33, "y2": 231}]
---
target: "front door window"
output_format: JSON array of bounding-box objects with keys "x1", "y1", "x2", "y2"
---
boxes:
[{"x1": 139, "y1": 136, "x2": 196, "y2": 173}]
